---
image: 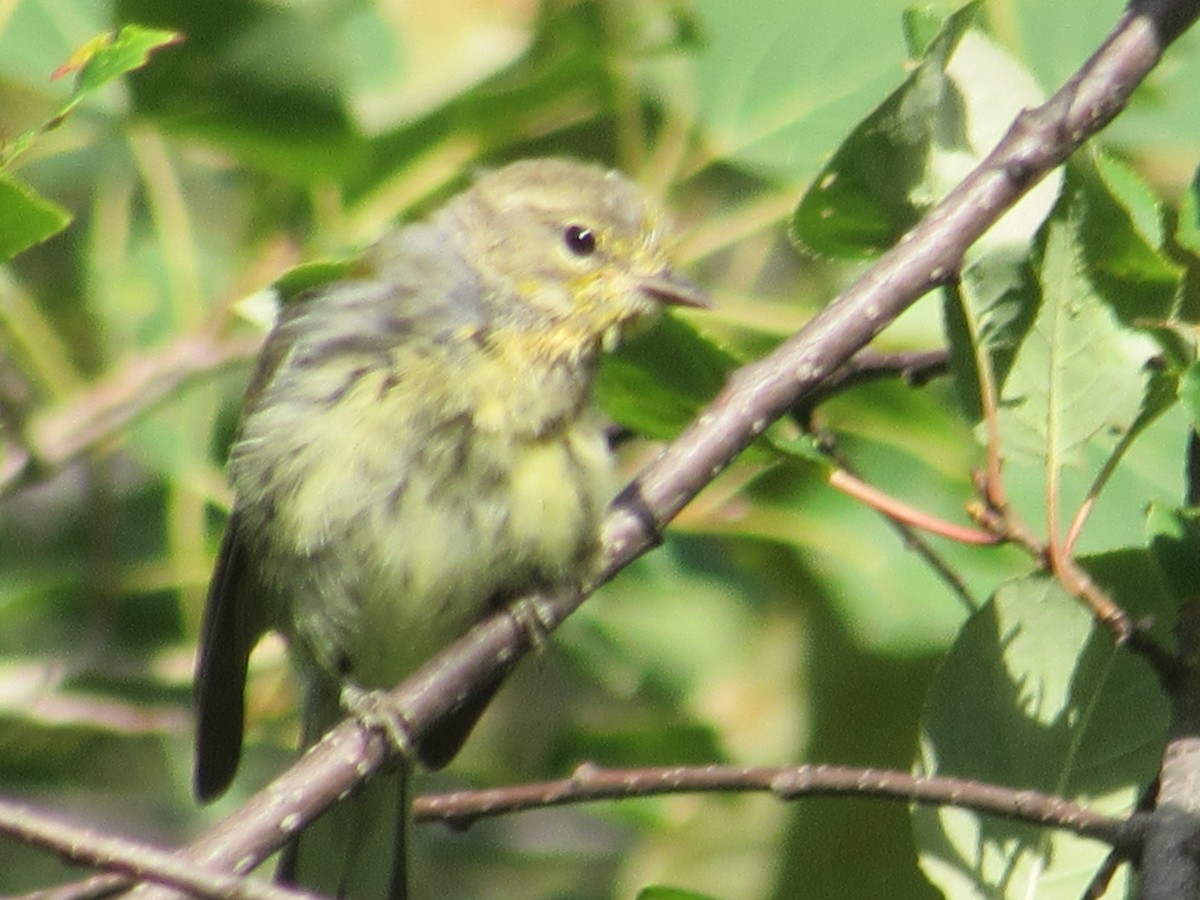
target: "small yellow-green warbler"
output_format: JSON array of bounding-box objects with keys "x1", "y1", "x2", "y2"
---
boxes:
[{"x1": 194, "y1": 158, "x2": 705, "y2": 898}]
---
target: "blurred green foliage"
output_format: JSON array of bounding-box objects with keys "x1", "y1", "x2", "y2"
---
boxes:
[{"x1": 2, "y1": 0, "x2": 1200, "y2": 898}]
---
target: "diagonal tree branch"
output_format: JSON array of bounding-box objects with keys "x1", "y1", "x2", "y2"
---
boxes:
[{"x1": 0, "y1": 796, "x2": 315, "y2": 900}]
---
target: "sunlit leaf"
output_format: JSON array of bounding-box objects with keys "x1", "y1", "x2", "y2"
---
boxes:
[
  {"x1": 0, "y1": 172, "x2": 71, "y2": 262},
  {"x1": 902, "y1": 7, "x2": 948, "y2": 57},
  {"x1": 1180, "y1": 360, "x2": 1200, "y2": 425},
  {"x1": 70, "y1": 25, "x2": 182, "y2": 94},
  {"x1": 915, "y1": 566, "x2": 1168, "y2": 898},
  {"x1": 49, "y1": 32, "x2": 115, "y2": 82},
  {"x1": 1178, "y1": 164, "x2": 1200, "y2": 257},
  {"x1": 997, "y1": 199, "x2": 1159, "y2": 466},
  {"x1": 2, "y1": 25, "x2": 180, "y2": 168},
  {"x1": 274, "y1": 259, "x2": 359, "y2": 304},
  {"x1": 764, "y1": 432, "x2": 830, "y2": 467}
]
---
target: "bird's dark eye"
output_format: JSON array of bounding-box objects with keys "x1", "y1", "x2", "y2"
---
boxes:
[{"x1": 563, "y1": 224, "x2": 597, "y2": 257}]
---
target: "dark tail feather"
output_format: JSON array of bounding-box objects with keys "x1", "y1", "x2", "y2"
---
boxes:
[
  {"x1": 417, "y1": 675, "x2": 503, "y2": 770},
  {"x1": 194, "y1": 512, "x2": 255, "y2": 802}
]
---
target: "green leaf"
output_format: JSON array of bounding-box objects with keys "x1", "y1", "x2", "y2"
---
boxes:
[
  {"x1": 2, "y1": 25, "x2": 180, "y2": 168},
  {"x1": 0, "y1": 172, "x2": 71, "y2": 262},
  {"x1": 1178, "y1": 164, "x2": 1200, "y2": 257},
  {"x1": 1180, "y1": 360, "x2": 1200, "y2": 426},
  {"x1": 1076, "y1": 152, "x2": 1180, "y2": 327},
  {"x1": 728, "y1": 394, "x2": 986, "y2": 653},
  {"x1": 555, "y1": 722, "x2": 726, "y2": 770},
  {"x1": 1093, "y1": 151, "x2": 1165, "y2": 250},
  {"x1": 936, "y1": 22, "x2": 1065, "y2": 421},
  {"x1": 992, "y1": 172, "x2": 1166, "y2": 467},
  {"x1": 688, "y1": 0, "x2": 935, "y2": 182},
  {"x1": 790, "y1": 3, "x2": 978, "y2": 257},
  {"x1": 915, "y1": 566, "x2": 1168, "y2": 898},
  {"x1": 1145, "y1": 503, "x2": 1200, "y2": 601},
  {"x1": 117, "y1": 0, "x2": 363, "y2": 181},
  {"x1": 764, "y1": 432, "x2": 831, "y2": 467},
  {"x1": 946, "y1": 157, "x2": 1184, "y2": 542},
  {"x1": 596, "y1": 314, "x2": 737, "y2": 442},
  {"x1": 902, "y1": 7, "x2": 948, "y2": 57},
  {"x1": 792, "y1": 5, "x2": 1059, "y2": 260},
  {"x1": 70, "y1": 25, "x2": 182, "y2": 95},
  {"x1": 942, "y1": 248, "x2": 1040, "y2": 423},
  {"x1": 637, "y1": 888, "x2": 723, "y2": 900},
  {"x1": 274, "y1": 259, "x2": 359, "y2": 304}
]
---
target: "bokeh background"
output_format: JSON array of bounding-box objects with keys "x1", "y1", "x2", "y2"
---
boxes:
[{"x1": 1, "y1": 0, "x2": 1199, "y2": 896}]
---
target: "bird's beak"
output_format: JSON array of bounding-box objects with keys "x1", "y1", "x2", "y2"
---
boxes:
[{"x1": 638, "y1": 270, "x2": 711, "y2": 309}]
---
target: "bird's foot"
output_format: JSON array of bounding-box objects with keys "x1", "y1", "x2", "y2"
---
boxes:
[
  {"x1": 340, "y1": 683, "x2": 415, "y2": 761},
  {"x1": 507, "y1": 593, "x2": 555, "y2": 654}
]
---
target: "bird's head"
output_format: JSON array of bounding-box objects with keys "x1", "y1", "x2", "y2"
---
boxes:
[{"x1": 445, "y1": 158, "x2": 707, "y2": 360}]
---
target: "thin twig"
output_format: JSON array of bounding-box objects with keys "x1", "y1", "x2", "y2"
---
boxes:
[
  {"x1": 790, "y1": 347, "x2": 951, "y2": 426},
  {"x1": 415, "y1": 761, "x2": 1129, "y2": 849},
  {"x1": 828, "y1": 468, "x2": 1001, "y2": 546},
  {"x1": 811, "y1": 431, "x2": 980, "y2": 613},
  {"x1": 1, "y1": 330, "x2": 260, "y2": 497}
]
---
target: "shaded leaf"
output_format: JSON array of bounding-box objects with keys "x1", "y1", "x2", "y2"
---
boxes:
[
  {"x1": 596, "y1": 314, "x2": 737, "y2": 441},
  {"x1": 1145, "y1": 502, "x2": 1200, "y2": 600},
  {"x1": 688, "y1": 0, "x2": 930, "y2": 182},
  {"x1": 1076, "y1": 153, "x2": 1180, "y2": 327},
  {"x1": 117, "y1": 0, "x2": 364, "y2": 180},
  {"x1": 554, "y1": 721, "x2": 726, "y2": 770},
  {"x1": 790, "y1": 3, "x2": 977, "y2": 257},
  {"x1": 942, "y1": 247, "x2": 1041, "y2": 424}
]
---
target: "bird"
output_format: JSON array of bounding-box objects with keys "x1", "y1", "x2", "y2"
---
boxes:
[{"x1": 193, "y1": 157, "x2": 706, "y2": 898}]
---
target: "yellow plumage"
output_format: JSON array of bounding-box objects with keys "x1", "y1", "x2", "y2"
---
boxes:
[{"x1": 193, "y1": 158, "x2": 705, "y2": 898}]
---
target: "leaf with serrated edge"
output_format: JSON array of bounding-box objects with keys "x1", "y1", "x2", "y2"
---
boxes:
[{"x1": 995, "y1": 189, "x2": 1160, "y2": 468}]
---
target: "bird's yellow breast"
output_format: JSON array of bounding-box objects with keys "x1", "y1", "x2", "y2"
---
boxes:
[{"x1": 248, "y1": 336, "x2": 614, "y2": 689}]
